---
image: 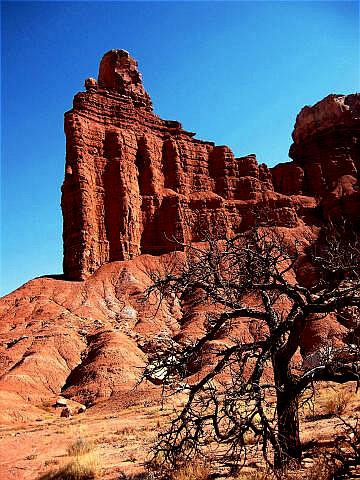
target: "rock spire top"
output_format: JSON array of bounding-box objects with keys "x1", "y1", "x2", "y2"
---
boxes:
[{"x1": 97, "y1": 49, "x2": 152, "y2": 109}]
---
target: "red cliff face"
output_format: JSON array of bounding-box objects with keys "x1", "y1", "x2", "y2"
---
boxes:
[
  {"x1": 62, "y1": 51, "x2": 360, "y2": 280},
  {"x1": 61, "y1": 51, "x2": 301, "y2": 279},
  {"x1": 272, "y1": 94, "x2": 360, "y2": 220}
]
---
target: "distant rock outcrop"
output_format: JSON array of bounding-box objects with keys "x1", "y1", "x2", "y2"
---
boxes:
[
  {"x1": 274, "y1": 94, "x2": 360, "y2": 220},
  {"x1": 63, "y1": 51, "x2": 359, "y2": 280}
]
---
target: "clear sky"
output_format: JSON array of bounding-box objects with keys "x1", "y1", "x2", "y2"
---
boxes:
[{"x1": 1, "y1": 1, "x2": 359, "y2": 296}]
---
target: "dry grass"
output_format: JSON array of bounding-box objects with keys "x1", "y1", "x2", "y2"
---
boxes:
[
  {"x1": 114, "y1": 425, "x2": 136, "y2": 436},
  {"x1": 303, "y1": 458, "x2": 336, "y2": 480},
  {"x1": 302, "y1": 384, "x2": 354, "y2": 421},
  {"x1": 38, "y1": 437, "x2": 100, "y2": 480},
  {"x1": 322, "y1": 389, "x2": 352, "y2": 417},
  {"x1": 169, "y1": 460, "x2": 211, "y2": 480},
  {"x1": 233, "y1": 459, "x2": 334, "y2": 480},
  {"x1": 66, "y1": 437, "x2": 95, "y2": 456}
]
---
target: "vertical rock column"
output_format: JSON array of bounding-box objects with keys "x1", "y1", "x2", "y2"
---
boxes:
[
  {"x1": 103, "y1": 129, "x2": 142, "y2": 261},
  {"x1": 62, "y1": 116, "x2": 105, "y2": 279}
]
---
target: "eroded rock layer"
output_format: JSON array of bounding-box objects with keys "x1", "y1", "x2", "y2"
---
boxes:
[{"x1": 63, "y1": 50, "x2": 360, "y2": 280}]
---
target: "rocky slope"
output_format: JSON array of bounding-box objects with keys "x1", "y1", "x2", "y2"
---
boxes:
[
  {"x1": 1, "y1": 50, "x2": 359, "y2": 424},
  {"x1": 0, "y1": 254, "x2": 185, "y2": 423}
]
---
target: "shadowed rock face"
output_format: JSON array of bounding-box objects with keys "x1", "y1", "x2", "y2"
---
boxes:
[{"x1": 61, "y1": 52, "x2": 360, "y2": 280}]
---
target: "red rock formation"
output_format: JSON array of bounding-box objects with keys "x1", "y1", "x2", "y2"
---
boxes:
[
  {"x1": 62, "y1": 50, "x2": 312, "y2": 280},
  {"x1": 62, "y1": 53, "x2": 359, "y2": 281},
  {"x1": 272, "y1": 94, "x2": 360, "y2": 203},
  {"x1": 2, "y1": 50, "x2": 360, "y2": 425}
]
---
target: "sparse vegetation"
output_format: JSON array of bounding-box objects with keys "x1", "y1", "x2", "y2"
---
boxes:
[
  {"x1": 66, "y1": 437, "x2": 94, "y2": 456},
  {"x1": 38, "y1": 437, "x2": 100, "y2": 480},
  {"x1": 323, "y1": 389, "x2": 353, "y2": 417},
  {"x1": 301, "y1": 385, "x2": 354, "y2": 421},
  {"x1": 166, "y1": 459, "x2": 210, "y2": 480},
  {"x1": 114, "y1": 425, "x2": 136, "y2": 436},
  {"x1": 232, "y1": 455, "x2": 336, "y2": 480},
  {"x1": 301, "y1": 456, "x2": 336, "y2": 480}
]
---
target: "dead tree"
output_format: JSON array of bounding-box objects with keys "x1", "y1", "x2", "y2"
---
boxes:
[{"x1": 144, "y1": 223, "x2": 360, "y2": 472}]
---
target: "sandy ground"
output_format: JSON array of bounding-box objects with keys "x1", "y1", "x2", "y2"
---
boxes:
[
  {"x1": 0, "y1": 383, "x2": 359, "y2": 480},
  {"x1": 0, "y1": 399, "x2": 174, "y2": 480}
]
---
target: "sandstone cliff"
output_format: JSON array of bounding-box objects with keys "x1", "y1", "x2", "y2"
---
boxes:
[
  {"x1": 274, "y1": 94, "x2": 360, "y2": 220},
  {"x1": 63, "y1": 50, "x2": 360, "y2": 280}
]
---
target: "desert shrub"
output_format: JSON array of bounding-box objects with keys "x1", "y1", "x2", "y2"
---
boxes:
[
  {"x1": 114, "y1": 425, "x2": 135, "y2": 437},
  {"x1": 302, "y1": 457, "x2": 336, "y2": 480},
  {"x1": 66, "y1": 437, "x2": 95, "y2": 456},
  {"x1": 38, "y1": 457, "x2": 97, "y2": 479},
  {"x1": 149, "y1": 459, "x2": 210, "y2": 480},
  {"x1": 234, "y1": 470, "x2": 277, "y2": 480},
  {"x1": 38, "y1": 437, "x2": 99, "y2": 480},
  {"x1": 233, "y1": 455, "x2": 336, "y2": 480},
  {"x1": 323, "y1": 389, "x2": 352, "y2": 417},
  {"x1": 170, "y1": 460, "x2": 210, "y2": 480}
]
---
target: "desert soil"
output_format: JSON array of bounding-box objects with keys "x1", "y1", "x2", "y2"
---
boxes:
[{"x1": 0, "y1": 383, "x2": 359, "y2": 480}]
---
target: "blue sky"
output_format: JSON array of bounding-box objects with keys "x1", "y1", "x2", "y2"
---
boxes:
[{"x1": 1, "y1": 1, "x2": 359, "y2": 296}]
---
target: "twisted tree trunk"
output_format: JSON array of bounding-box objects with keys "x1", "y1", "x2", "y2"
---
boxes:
[{"x1": 273, "y1": 355, "x2": 302, "y2": 469}]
